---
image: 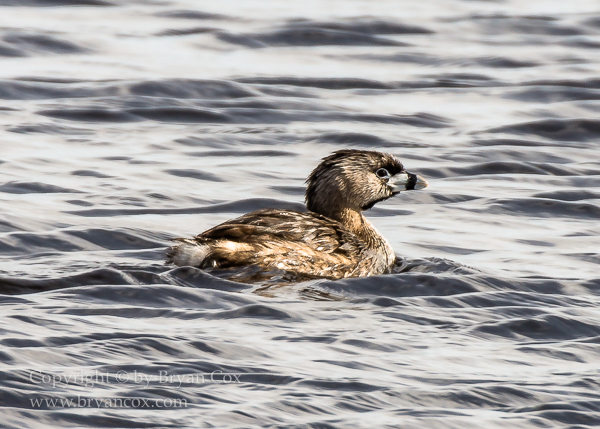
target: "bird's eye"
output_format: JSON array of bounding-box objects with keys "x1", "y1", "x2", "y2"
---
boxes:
[{"x1": 376, "y1": 168, "x2": 390, "y2": 179}]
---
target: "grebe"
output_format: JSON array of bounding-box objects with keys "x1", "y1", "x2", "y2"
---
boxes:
[{"x1": 166, "y1": 150, "x2": 428, "y2": 280}]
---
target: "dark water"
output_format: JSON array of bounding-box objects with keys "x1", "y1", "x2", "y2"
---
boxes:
[{"x1": 1, "y1": 1, "x2": 600, "y2": 428}]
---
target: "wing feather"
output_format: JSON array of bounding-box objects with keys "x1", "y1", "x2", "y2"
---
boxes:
[{"x1": 194, "y1": 208, "x2": 364, "y2": 256}]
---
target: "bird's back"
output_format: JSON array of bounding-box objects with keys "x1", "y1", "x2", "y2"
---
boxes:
[{"x1": 166, "y1": 208, "x2": 387, "y2": 279}]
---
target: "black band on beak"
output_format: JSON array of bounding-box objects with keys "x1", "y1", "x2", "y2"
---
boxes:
[{"x1": 405, "y1": 172, "x2": 418, "y2": 191}]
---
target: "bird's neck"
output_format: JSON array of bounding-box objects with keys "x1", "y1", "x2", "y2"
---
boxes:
[
  {"x1": 335, "y1": 208, "x2": 387, "y2": 250},
  {"x1": 311, "y1": 205, "x2": 396, "y2": 269},
  {"x1": 309, "y1": 197, "x2": 391, "y2": 250}
]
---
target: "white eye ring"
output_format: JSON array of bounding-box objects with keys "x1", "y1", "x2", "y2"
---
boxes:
[{"x1": 375, "y1": 168, "x2": 390, "y2": 179}]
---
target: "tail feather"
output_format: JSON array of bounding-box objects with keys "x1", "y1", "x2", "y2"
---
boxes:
[{"x1": 166, "y1": 239, "x2": 211, "y2": 267}]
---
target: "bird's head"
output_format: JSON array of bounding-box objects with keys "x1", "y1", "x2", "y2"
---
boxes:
[{"x1": 305, "y1": 149, "x2": 428, "y2": 218}]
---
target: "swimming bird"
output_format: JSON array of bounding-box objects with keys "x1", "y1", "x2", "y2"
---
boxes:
[{"x1": 166, "y1": 150, "x2": 428, "y2": 280}]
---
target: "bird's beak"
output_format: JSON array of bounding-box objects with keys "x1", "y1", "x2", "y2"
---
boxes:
[{"x1": 390, "y1": 172, "x2": 428, "y2": 192}]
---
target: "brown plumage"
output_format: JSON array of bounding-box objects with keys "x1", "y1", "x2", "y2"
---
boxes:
[{"x1": 166, "y1": 149, "x2": 428, "y2": 280}]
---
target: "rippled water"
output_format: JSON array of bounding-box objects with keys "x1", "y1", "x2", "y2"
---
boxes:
[{"x1": 1, "y1": 1, "x2": 600, "y2": 428}]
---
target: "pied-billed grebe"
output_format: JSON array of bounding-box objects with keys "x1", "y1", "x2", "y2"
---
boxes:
[{"x1": 166, "y1": 150, "x2": 428, "y2": 279}]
